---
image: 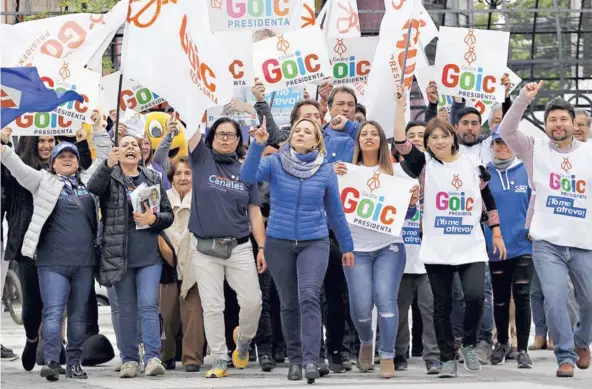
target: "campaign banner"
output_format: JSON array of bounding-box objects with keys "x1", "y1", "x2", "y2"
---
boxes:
[
  {"x1": 434, "y1": 27, "x2": 510, "y2": 103},
  {"x1": 337, "y1": 163, "x2": 415, "y2": 237},
  {"x1": 324, "y1": 0, "x2": 361, "y2": 38},
  {"x1": 252, "y1": 27, "x2": 332, "y2": 93},
  {"x1": 99, "y1": 72, "x2": 166, "y2": 113},
  {"x1": 243, "y1": 85, "x2": 307, "y2": 127},
  {"x1": 415, "y1": 65, "x2": 522, "y2": 124},
  {"x1": 3, "y1": 1, "x2": 127, "y2": 68},
  {"x1": 10, "y1": 56, "x2": 100, "y2": 136},
  {"x1": 207, "y1": 102, "x2": 259, "y2": 128},
  {"x1": 207, "y1": 0, "x2": 302, "y2": 31},
  {"x1": 122, "y1": 0, "x2": 234, "y2": 138},
  {"x1": 215, "y1": 31, "x2": 255, "y2": 88},
  {"x1": 326, "y1": 36, "x2": 377, "y2": 86}
]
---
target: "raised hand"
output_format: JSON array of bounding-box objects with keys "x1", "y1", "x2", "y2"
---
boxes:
[
  {"x1": 254, "y1": 116, "x2": 269, "y2": 145},
  {"x1": 522, "y1": 80, "x2": 544, "y2": 99},
  {"x1": 251, "y1": 78, "x2": 266, "y2": 103},
  {"x1": 167, "y1": 115, "x2": 179, "y2": 136},
  {"x1": 501, "y1": 73, "x2": 511, "y2": 98},
  {"x1": 76, "y1": 127, "x2": 88, "y2": 142},
  {"x1": 1, "y1": 127, "x2": 13, "y2": 144},
  {"x1": 395, "y1": 83, "x2": 407, "y2": 103},
  {"x1": 319, "y1": 81, "x2": 333, "y2": 103},
  {"x1": 331, "y1": 114, "x2": 347, "y2": 131},
  {"x1": 107, "y1": 146, "x2": 120, "y2": 168},
  {"x1": 426, "y1": 81, "x2": 439, "y2": 104}
]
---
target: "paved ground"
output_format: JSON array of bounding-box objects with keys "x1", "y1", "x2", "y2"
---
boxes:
[{"x1": 1, "y1": 308, "x2": 590, "y2": 389}]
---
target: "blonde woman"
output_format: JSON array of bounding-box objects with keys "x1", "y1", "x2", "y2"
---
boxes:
[{"x1": 241, "y1": 118, "x2": 354, "y2": 384}]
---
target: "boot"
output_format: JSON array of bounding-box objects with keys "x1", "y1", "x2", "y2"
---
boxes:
[{"x1": 528, "y1": 336, "x2": 547, "y2": 351}]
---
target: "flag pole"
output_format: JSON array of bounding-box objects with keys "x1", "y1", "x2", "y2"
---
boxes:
[
  {"x1": 113, "y1": 73, "x2": 124, "y2": 145},
  {"x1": 399, "y1": 0, "x2": 417, "y2": 87}
]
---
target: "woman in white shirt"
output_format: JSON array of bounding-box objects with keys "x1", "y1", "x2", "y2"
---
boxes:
[{"x1": 333, "y1": 121, "x2": 418, "y2": 379}]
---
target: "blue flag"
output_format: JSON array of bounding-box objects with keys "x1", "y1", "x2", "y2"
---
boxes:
[{"x1": 1, "y1": 67, "x2": 84, "y2": 128}]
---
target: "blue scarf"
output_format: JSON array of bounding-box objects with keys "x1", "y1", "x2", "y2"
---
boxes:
[
  {"x1": 57, "y1": 174, "x2": 80, "y2": 195},
  {"x1": 278, "y1": 144, "x2": 325, "y2": 179}
]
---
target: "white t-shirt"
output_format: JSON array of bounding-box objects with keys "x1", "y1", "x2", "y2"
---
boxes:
[{"x1": 460, "y1": 136, "x2": 492, "y2": 165}]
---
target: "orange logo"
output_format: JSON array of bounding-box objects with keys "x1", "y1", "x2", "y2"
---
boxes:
[
  {"x1": 395, "y1": 18, "x2": 424, "y2": 87},
  {"x1": 229, "y1": 59, "x2": 244, "y2": 79},
  {"x1": 40, "y1": 21, "x2": 87, "y2": 60},
  {"x1": 367, "y1": 171, "x2": 381, "y2": 192},
  {"x1": 89, "y1": 14, "x2": 105, "y2": 30},
  {"x1": 127, "y1": 0, "x2": 177, "y2": 29},
  {"x1": 180, "y1": 15, "x2": 217, "y2": 96},
  {"x1": 451, "y1": 174, "x2": 463, "y2": 190},
  {"x1": 336, "y1": 0, "x2": 360, "y2": 34},
  {"x1": 561, "y1": 157, "x2": 572, "y2": 174},
  {"x1": 299, "y1": 3, "x2": 316, "y2": 28},
  {"x1": 59, "y1": 60, "x2": 71, "y2": 81},
  {"x1": 276, "y1": 35, "x2": 290, "y2": 54},
  {"x1": 391, "y1": 0, "x2": 405, "y2": 10},
  {"x1": 334, "y1": 39, "x2": 347, "y2": 56},
  {"x1": 1, "y1": 89, "x2": 19, "y2": 109},
  {"x1": 211, "y1": 0, "x2": 223, "y2": 10},
  {"x1": 463, "y1": 29, "x2": 477, "y2": 66}
]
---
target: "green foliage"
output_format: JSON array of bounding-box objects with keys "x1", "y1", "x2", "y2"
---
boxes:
[{"x1": 58, "y1": 0, "x2": 119, "y2": 14}]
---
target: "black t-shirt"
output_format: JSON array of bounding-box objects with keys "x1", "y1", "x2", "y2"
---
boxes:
[
  {"x1": 36, "y1": 182, "x2": 96, "y2": 267},
  {"x1": 188, "y1": 140, "x2": 260, "y2": 239},
  {"x1": 125, "y1": 172, "x2": 162, "y2": 268}
]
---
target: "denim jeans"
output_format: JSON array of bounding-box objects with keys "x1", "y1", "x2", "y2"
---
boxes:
[
  {"x1": 108, "y1": 287, "x2": 142, "y2": 359},
  {"x1": 265, "y1": 237, "x2": 330, "y2": 365},
  {"x1": 344, "y1": 243, "x2": 406, "y2": 359},
  {"x1": 451, "y1": 265, "x2": 493, "y2": 344},
  {"x1": 532, "y1": 240, "x2": 592, "y2": 366},
  {"x1": 37, "y1": 265, "x2": 94, "y2": 365},
  {"x1": 114, "y1": 264, "x2": 162, "y2": 363}
]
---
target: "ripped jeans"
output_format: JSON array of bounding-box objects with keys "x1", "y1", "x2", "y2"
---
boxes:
[
  {"x1": 489, "y1": 255, "x2": 534, "y2": 351},
  {"x1": 344, "y1": 244, "x2": 406, "y2": 359}
]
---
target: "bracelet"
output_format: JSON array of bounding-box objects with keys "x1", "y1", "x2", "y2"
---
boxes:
[{"x1": 258, "y1": 247, "x2": 264, "y2": 251}]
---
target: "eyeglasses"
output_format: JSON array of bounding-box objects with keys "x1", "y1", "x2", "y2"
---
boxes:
[{"x1": 215, "y1": 132, "x2": 238, "y2": 140}]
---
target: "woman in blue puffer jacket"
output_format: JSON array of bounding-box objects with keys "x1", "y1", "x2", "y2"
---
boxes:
[{"x1": 241, "y1": 117, "x2": 354, "y2": 384}]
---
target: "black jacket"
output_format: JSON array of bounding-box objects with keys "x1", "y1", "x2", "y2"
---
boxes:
[
  {"x1": 1, "y1": 139, "x2": 91, "y2": 262},
  {"x1": 87, "y1": 161, "x2": 174, "y2": 286}
]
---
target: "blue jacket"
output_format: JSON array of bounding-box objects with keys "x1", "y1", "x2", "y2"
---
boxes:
[
  {"x1": 241, "y1": 142, "x2": 354, "y2": 253},
  {"x1": 483, "y1": 160, "x2": 532, "y2": 261},
  {"x1": 323, "y1": 120, "x2": 359, "y2": 164}
]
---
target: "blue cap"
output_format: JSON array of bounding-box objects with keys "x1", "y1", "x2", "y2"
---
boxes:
[
  {"x1": 50, "y1": 142, "x2": 80, "y2": 164},
  {"x1": 491, "y1": 125, "x2": 503, "y2": 141}
]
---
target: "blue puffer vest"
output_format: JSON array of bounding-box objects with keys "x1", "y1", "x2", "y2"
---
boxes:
[{"x1": 241, "y1": 142, "x2": 354, "y2": 253}]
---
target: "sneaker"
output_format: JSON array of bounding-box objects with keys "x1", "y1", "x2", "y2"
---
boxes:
[
  {"x1": 40, "y1": 361, "x2": 60, "y2": 382},
  {"x1": 274, "y1": 348, "x2": 286, "y2": 363},
  {"x1": 1, "y1": 345, "x2": 18, "y2": 361},
  {"x1": 490, "y1": 343, "x2": 511, "y2": 365},
  {"x1": 22, "y1": 338, "x2": 39, "y2": 371},
  {"x1": 328, "y1": 351, "x2": 345, "y2": 373},
  {"x1": 163, "y1": 358, "x2": 175, "y2": 370},
  {"x1": 425, "y1": 359, "x2": 442, "y2": 375},
  {"x1": 259, "y1": 353, "x2": 276, "y2": 372},
  {"x1": 65, "y1": 364, "x2": 88, "y2": 379},
  {"x1": 461, "y1": 345, "x2": 482, "y2": 371},
  {"x1": 206, "y1": 358, "x2": 228, "y2": 378},
  {"x1": 287, "y1": 363, "x2": 302, "y2": 380},
  {"x1": 145, "y1": 358, "x2": 165, "y2": 376},
  {"x1": 232, "y1": 327, "x2": 250, "y2": 369},
  {"x1": 341, "y1": 352, "x2": 353, "y2": 371},
  {"x1": 475, "y1": 340, "x2": 492, "y2": 365},
  {"x1": 438, "y1": 360, "x2": 457, "y2": 378},
  {"x1": 318, "y1": 358, "x2": 330, "y2": 377},
  {"x1": 119, "y1": 361, "x2": 139, "y2": 378},
  {"x1": 506, "y1": 347, "x2": 517, "y2": 360},
  {"x1": 394, "y1": 355, "x2": 408, "y2": 371},
  {"x1": 516, "y1": 350, "x2": 532, "y2": 369}
]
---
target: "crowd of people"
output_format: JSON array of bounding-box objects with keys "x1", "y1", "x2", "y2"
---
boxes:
[{"x1": 1, "y1": 73, "x2": 591, "y2": 384}]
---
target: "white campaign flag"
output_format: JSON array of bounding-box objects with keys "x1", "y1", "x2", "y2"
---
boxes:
[
  {"x1": 3, "y1": 1, "x2": 127, "y2": 68},
  {"x1": 215, "y1": 31, "x2": 255, "y2": 89},
  {"x1": 122, "y1": 0, "x2": 233, "y2": 137},
  {"x1": 289, "y1": 0, "x2": 318, "y2": 30},
  {"x1": 99, "y1": 71, "x2": 166, "y2": 114},
  {"x1": 382, "y1": 0, "x2": 438, "y2": 46},
  {"x1": 323, "y1": 0, "x2": 361, "y2": 38}
]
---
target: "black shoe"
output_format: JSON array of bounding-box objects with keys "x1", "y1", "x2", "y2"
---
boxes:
[
  {"x1": 274, "y1": 349, "x2": 286, "y2": 363},
  {"x1": 287, "y1": 363, "x2": 302, "y2": 380},
  {"x1": 516, "y1": 350, "x2": 532, "y2": 369},
  {"x1": 304, "y1": 362, "x2": 319, "y2": 381},
  {"x1": 328, "y1": 352, "x2": 344, "y2": 373},
  {"x1": 1, "y1": 345, "x2": 18, "y2": 361},
  {"x1": 40, "y1": 362, "x2": 60, "y2": 382},
  {"x1": 65, "y1": 364, "x2": 88, "y2": 379},
  {"x1": 491, "y1": 343, "x2": 511, "y2": 365},
  {"x1": 184, "y1": 364, "x2": 200, "y2": 372},
  {"x1": 22, "y1": 338, "x2": 39, "y2": 371},
  {"x1": 318, "y1": 358, "x2": 330, "y2": 377},
  {"x1": 341, "y1": 352, "x2": 353, "y2": 371},
  {"x1": 259, "y1": 354, "x2": 276, "y2": 372},
  {"x1": 163, "y1": 358, "x2": 176, "y2": 370},
  {"x1": 425, "y1": 359, "x2": 442, "y2": 375},
  {"x1": 394, "y1": 355, "x2": 408, "y2": 371}
]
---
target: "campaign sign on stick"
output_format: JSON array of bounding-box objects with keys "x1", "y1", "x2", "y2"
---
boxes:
[
  {"x1": 326, "y1": 36, "x2": 377, "y2": 86},
  {"x1": 207, "y1": 0, "x2": 301, "y2": 31},
  {"x1": 338, "y1": 163, "x2": 415, "y2": 237},
  {"x1": 252, "y1": 28, "x2": 332, "y2": 93},
  {"x1": 434, "y1": 27, "x2": 509, "y2": 103},
  {"x1": 99, "y1": 72, "x2": 166, "y2": 113},
  {"x1": 215, "y1": 31, "x2": 255, "y2": 88},
  {"x1": 11, "y1": 55, "x2": 100, "y2": 136}
]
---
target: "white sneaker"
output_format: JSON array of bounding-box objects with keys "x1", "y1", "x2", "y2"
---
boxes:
[
  {"x1": 119, "y1": 361, "x2": 139, "y2": 378},
  {"x1": 145, "y1": 358, "x2": 165, "y2": 376}
]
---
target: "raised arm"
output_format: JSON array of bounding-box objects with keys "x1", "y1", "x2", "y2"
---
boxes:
[
  {"x1": 87, "y1": 146, "x2": 118, "y2": 197},
  {"x1": 240, "y1": 121, "x2": 273, "y2": 184},
  {"x1": 154, "y1": 116, "x2": 179, "y2": 171},
  {"x1": 499, "y1": 82, "x2": 543, "y2": 162},
  {"x1": 424, "y1": 81, "x2": 439, "y2": 123},
  {"x1": 394, "y1": 84, "x2": 426, "y2": 177},
  {"x1": 0, "y1": 145, "x2": 43, "y2": 194}
]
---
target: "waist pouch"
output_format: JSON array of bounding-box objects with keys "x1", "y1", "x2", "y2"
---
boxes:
[{"x1": 197, "y1": 237, "x2": 241, "y2": 259}]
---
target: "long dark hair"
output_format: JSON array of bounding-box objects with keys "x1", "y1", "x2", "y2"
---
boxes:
[
  {"x1": 352, "y1": 120, "x2": 393, "y2": 175},
  {"x1": 204, "y1": 117, "x2": 246, "y2": 158},
  {"x1": 16, "y1": 136, "x2": 56, "y2": 170},
  {"x1": 423, "y1": 117, "x2": 460, "y2": 164}
]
